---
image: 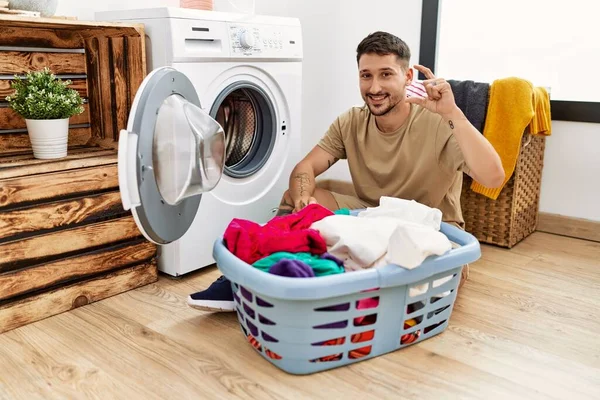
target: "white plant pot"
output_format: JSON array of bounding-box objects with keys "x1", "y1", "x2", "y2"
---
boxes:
[
  {"x1": 25, "y1": 118, "x2": 69, "y2": 159},
  {"x1": 9, "y1": 0, "x2": 58, "y2": 17}
]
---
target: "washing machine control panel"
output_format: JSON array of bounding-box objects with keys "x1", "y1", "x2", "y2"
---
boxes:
[{"x1": 229, "y1": 24, "x2": 294, "y2": 56}]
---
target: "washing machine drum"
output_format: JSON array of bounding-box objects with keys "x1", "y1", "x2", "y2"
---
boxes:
[
  {"x1": 217, "y1": 91, "x2": 257, "y2": 169},
  {"x1": 211, "y1": 84, "x2": 276, "y2": 179},
  {"x1": 118, "y1": 67, "x2": 225, "y2": 245}
]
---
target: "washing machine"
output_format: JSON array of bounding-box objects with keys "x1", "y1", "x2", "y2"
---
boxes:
[{"x1": 96, "y1": 8, "x2": 303, "y2": 276}]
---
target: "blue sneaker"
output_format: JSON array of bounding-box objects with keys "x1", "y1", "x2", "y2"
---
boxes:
[{"x1": 187, "y1": 275, "x2": 235, "y2": 312}]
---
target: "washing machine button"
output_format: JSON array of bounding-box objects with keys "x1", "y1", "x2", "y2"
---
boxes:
[{"x1": 239, "y1": 30, "x2": 255, "y2": 49}]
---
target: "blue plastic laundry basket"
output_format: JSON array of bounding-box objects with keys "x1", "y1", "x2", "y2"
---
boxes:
[{"x1": 212, "y1": 213, "x2": 481, "y2": 375}]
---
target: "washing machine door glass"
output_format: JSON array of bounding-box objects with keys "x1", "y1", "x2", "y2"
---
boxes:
[{"x1": 118, "y1": 67, "x2": 225, "y2": 245}]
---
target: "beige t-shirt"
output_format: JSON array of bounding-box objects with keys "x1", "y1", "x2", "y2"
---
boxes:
[{"x1": 318, "y1": 104, "x2": 469, "y2": 227}]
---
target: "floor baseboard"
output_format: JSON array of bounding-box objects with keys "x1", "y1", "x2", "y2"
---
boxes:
[{"x1": 537, "y1": 212, "x2": 600, "y2": 243}]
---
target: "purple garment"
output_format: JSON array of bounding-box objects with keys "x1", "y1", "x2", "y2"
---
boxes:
[
  {"x1": 320, "y1": 252, "x2": 344, "y2": 266},
  {"x1": 268, "y1": 259, "x2": 315, "y2": 278},
  {"x1": 268, "y1": 254, "x2": 345, "y2": 329}
]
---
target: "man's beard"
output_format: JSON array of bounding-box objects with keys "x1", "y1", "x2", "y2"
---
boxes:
[{"x1": 366, "y1": 93, "x2": 400, "y2": 116}]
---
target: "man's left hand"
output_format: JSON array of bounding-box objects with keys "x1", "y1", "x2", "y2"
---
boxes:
[{"x1": 406, "y1": 64, "x2": 460, "y2": 120}]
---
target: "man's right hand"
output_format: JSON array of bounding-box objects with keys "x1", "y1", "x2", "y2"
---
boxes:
[{"x1": 293, "y1": 196, "x2": 317, "y2": 212}]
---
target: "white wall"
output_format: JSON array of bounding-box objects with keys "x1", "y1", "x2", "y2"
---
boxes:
[
  {"x1": 539, "y1": 122, "x2": 600, "y2": 221},
  {"x1": 57, "y1": 0, "x2": 423, "y2": 183},
  {"x1": 254, "y1": 0, "x2": 424, "y2": 181},
  {"x1": 436, "y1": 0, "x2": 600, "y2": 222}
]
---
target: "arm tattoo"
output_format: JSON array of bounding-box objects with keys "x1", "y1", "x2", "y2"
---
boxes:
[
  {"x1": 448, "y1": 120, "x2": 455, "y2": 129},
  {"x1": 327, "y1": 157, "x2": 339, "y2": 169},
  {"x1": 294, "y1": 172, "x2": 311, "y2": 197}
]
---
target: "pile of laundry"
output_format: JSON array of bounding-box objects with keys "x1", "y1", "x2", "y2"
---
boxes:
[
  {"x1": 223, "y1": 203, "x2": 346, "y2": 278},
  {"x1": 224, "y1": 197, "x2": 453, "y2": 361},
  {"x1": 223, "y1": 196, "x2": 453, "y2": 276}
]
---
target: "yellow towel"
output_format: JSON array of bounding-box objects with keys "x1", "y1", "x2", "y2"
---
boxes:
[
  {"x1": 529, "y1": 86, "x2": 552, "y2": 136},
  {"x1": 470, "y1": 78, "x2": 551, "y2": 199}
]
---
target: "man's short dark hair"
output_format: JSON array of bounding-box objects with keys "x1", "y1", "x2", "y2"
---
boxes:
[{"x1": 356, "y1": 31, "x2": 411, "y2": 69}]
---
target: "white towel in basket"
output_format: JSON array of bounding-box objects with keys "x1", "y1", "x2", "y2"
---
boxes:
[
  {"x1": 310, "y1": 215, "x2": 398, "y2": 271},
  {"x1": 386, "y1": 221, "x2": 452, "y2": 269},
  {"x1": 310, "y1": 216, "x2": 451, "y2": 271},
  {"x1": 357, "y1": 196, "x2": 443, "y2": 230}
]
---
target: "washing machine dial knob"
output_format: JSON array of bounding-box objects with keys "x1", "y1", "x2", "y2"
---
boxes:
[{"x1": 239, "y1": 30, "x2": 255, "y2": 49}]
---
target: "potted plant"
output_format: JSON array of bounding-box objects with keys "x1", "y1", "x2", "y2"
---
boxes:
[{"x1": 6, "y1": 67, "x2": 84, "y2": 159}]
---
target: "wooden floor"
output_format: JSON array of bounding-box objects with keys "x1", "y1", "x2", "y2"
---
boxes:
[{"x1": 0, "y1": 232, "x2": 599, "y2": 400}]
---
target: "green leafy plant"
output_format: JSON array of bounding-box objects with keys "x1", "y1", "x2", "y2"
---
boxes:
[{"x1": 5, "y1": 67, "x2": 84, "y2": 120}]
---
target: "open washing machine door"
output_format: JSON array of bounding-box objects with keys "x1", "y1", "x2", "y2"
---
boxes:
[{"x1": 118, "y1": 67, "x2": 225, "y2": 245}]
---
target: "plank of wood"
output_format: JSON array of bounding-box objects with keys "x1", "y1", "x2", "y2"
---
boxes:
[
  {"x1": 0, "y1": 15, "x2": 143, "y2": 36},
  {"x1": 0, "y1": 26, "x2": 83, "y2": 48},
  {"x1": 85, "y1": 135, "x2": 118, "y2": 151},
  {"x1": 50, "y1": 299, "x2": 286, "y2": 400},
  {"x1": 529, "y1": 231, "x2": 600, "y2": 260},
  {"x1": 49, "y1": 16, "x2": 78, "y2": 20},
  {"x1": 537, "y1": 212, "x2": 600, "y2": 243},
  {"x1": 0, "y1": 9, "x2": 40, "y2": 17},
  {"x1": 0, "y1": 103, "x2": 90, "y2": 130},
  {"x1": 0, "y1": 216, "x2": 142, "y2": 273},
  {"x1": 125, "y1": 35, "x2": 145, "y2": 111},
  {"x1": 97, "y1": 36, "x2": 114, "y2": 141},
  {"x1": 0, "y1": 260, "x2": 157, "y2": 334},
  {"x1": 420, "y1": 322, "x2": 600, "y2": 400},
  {"x1": 84, "y1": 37, "x2": 103, "y2": 141},
  {"x1": 0, "y1": 240, "x2": 156, "y2": 301},
  {"x1": 508, "y1": 231, "x2": 600, "y2": 266},
  {"x1": 0, "y1": 327, "x2": 148, "y2": 400},
  {"x1": 84, "y1": 34, "x2": 146, "y2": 142},
  {"x1": 463, "y1": 264, "x2": 600, "y2": 345},
  {"x1": 0, "y1": 144, "x2": 100, "y2": 162},
  {"x1": 0, "y1": 150, "x2": 116, "y2": 180},
  {"x1": 468, "y1": 258, "x2": 600, "y2": 315},
  {"x1": 0, "y1": 78, "x2": 88, "y2": 99},
  {"x1": 0, "y1": 191, "x2": 125, "y2": 242},
  {"x1": 0, "y1": 127, "x2": 91, "y2": 154},
  {"x1": 67, "y1": 78, "x2": 89, "y2": 98},
  {"x1": 0, "y1": 163, "x2": 118, "y2": 209},
  {"x1": 111, "y1": 37, "x2": 128, "y2": 141},
  {"x1": 0, "y1": 51, "x2": 86, "y2": 75}
]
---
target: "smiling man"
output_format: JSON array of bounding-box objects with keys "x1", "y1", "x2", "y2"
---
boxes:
[{"x1": 187, "y1": 31, "x2": 504, "y2": 312}]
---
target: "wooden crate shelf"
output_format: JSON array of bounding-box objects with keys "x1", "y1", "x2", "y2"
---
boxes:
[
  {"x1": 0, "y1": 145, "x2": 116, "y2": 178},
  {"x1": 0, "y1": 259, "x2": 158, "y2": 334},
  {"x1": 0, "y1": 16, "x2": 157, "y2": 334}
]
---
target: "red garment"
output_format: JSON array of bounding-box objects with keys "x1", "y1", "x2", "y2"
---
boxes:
[
  {"x1": 310, "y1": 316, "x2": 420, "y2": 363},
  {"x1": 247, "y1": 334, "x2": 282, "y2": 360},
  {"x1": 224, "y1": 203, "x2": 333, "y2": 264}
]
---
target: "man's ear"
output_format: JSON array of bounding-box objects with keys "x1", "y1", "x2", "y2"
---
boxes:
[{"x1": 405, "y1": 67, "x2": 414, "y2": 86}]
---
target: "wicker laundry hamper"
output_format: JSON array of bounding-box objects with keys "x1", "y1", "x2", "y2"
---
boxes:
[{"x1": 460, "y1": 132, "x2": 546, "y2": 248}]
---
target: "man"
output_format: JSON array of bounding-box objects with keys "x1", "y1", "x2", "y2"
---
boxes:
[{"x1": 187, "y1": 31, "x2": 504, "y2": 312}]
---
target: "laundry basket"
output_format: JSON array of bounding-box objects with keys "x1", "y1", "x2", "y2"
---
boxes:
[{"x1": 213, "y1": 214, "x2": 481, "y2": 375}]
